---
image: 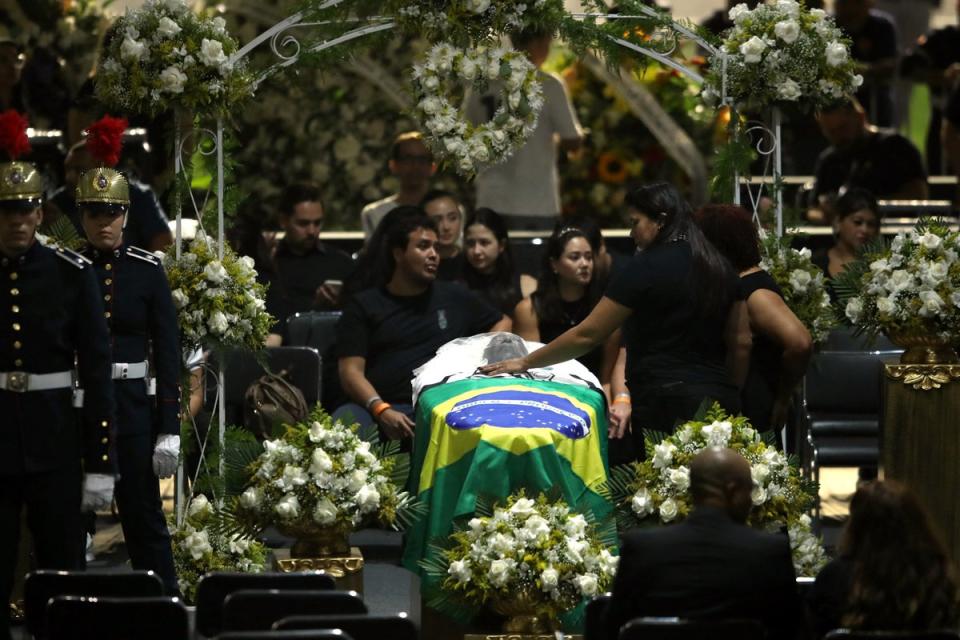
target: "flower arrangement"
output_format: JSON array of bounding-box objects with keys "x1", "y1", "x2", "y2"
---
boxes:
[
  {"x1": 426, "y1": 492, "x2": 618, "y2": 630},
  {"x1": 702, "y1": 0, "x2": 862, "y2": 112},
  {"x1": 835, "y1": 219, "x2": 960, "y2": 343},
  {"x1": 614, "y1": 404, "x2": 826, "y2": 576},
  {"x1": 161, "y1": 230, "x2": 273, "y2": 353},
  {"x1": 760, "y1": 232, "x2": 835, "y2": 344},
  {"x1": 412, "y1": 42, "x2": 543, "y2": 176},
  {"x1": 234, "y1": 407, "x2": 414, "y2": 542},
  {"x1": 95, "y1": 0, "x2": 251, "y2": 118},
  {"x1": 170, "y1": 494, "x2": 267, "y2": 604},
  {"x1": 394, "y1": 0, "x2": 561, "y2": 44}
]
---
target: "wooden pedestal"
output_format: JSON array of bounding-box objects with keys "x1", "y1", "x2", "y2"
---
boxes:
[
  {"x1": 882, "y1": 364, "x2": 960, "y2": 557},
  {"x1": 271, "y1": 546, "x2": 364, "y2": 594}
]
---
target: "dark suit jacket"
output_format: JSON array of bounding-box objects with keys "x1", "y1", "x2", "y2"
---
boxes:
[{"x1": 605, "y1": 505, "x2": 804, "y2": 640}]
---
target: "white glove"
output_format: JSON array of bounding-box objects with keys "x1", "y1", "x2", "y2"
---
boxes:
[
  {"x1": 82, "y1": 473, "x2": 115, "y2": 512},
  {"x1": 152, "y1": 434, "x2": 180, "y2": 478}
]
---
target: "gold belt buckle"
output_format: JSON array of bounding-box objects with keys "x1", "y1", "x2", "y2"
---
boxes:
[{"x1": 7, "y1": 371, "x2": 27, "y2": 392}]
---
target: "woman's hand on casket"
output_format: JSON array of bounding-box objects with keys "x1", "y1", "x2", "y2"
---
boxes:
[
  {"x1": 378, "y1": 408, "x2": 415, "y2": 439},
  {"x1": 477, "y1": 356, "x2": 529, "y2": 376},
  {"x1": 608, "y1": 402, "x2": 631, "y2": 439}
]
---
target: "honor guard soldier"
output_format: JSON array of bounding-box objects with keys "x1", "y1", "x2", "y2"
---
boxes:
[
  {"x1": 77, "y1": 116, "x2": 181, "y2": 595},
  {"x1": 0, "y1": 111, "x2": 115, "y2": 640}
]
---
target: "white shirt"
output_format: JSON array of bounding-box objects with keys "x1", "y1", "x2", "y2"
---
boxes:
[
  {"x1": 360, "y1": 194, "x2": 399, "y2": 239},
  {"x1": 466, "y1": 70, "x2": 582, "y2": 218}
]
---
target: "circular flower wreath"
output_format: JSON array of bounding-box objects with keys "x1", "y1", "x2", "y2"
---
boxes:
[{"x1": 412, "y1": 42, "x2": 543, "y2": 176}]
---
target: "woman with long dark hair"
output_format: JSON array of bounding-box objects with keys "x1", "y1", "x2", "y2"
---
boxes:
[
  {"x1": 812, "y1": 188, "x2": 881, "y2": 284},
  {"x1": 481, "y1": 183, "x2": 750, "y2": 453},
  {"x1": 513, "y1": 225, "x2": 614, "y2": 380},
  {"x1": 460, "y1": 207, "x2": 535, "y2": 316},
  {"x1": 809, "y1": 480, "x2": 960, "y2": 636}
]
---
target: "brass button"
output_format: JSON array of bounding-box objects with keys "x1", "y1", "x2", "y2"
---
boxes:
[
  {"x1": 105, "y1": 264, "x2": 112, "y2": 271},
  {"x1": 104, "y1": 311, "x2": 111, "y2": 319},
  {"x1": 10, "y1": 288, "x2": 18, "y2": 296},
  {"x1": 101, "y1": 420, "x2": 108, "y2": 427},
  {"x1": 11, "y1": 305, "x2": 18, "y2": 313},
  {"x1": 14, "y1": 358, "x2": 22, "y2": 367},
  {"x1": 101, "y1": 455, "x2": 109, "y2": 462},
  {"x1": 104, "y1": 294, "x2": 111, "y2": 302},
  {"x1": 105, "y1": 278, "x2": 112, "y2": 285},
  {"x1": 13, "y1": 341, "x2": 21, "y2": 349},
  {"x1": 9, "y1": 273, "x2": 17, "y2": 281},
  {"x1": 12, "y1": 323, "x2": 20, "y2": 331},
  {"x1": 101, "y1": 437, "x2": 108, "y2": 444}
]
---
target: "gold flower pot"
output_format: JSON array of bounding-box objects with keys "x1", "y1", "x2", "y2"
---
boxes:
[
  {"x1": 490, "y1": 591, "x2": 557, "y2": 635},
  {"x1": 277, "y1": 523, "x2": 350, "y2": 558},
  {"x1": 887, "y1": 332, "x2": 959, "y2": 365}
]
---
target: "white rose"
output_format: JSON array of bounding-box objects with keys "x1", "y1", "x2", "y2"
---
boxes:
[
  {"x1": 751, "y1": 485, "x2": 768, "y2": 505},
  {"x1": 308, "y1": 421, "x2": 325, "y2": 443},
  {"x1": 280, "y1": 465, "x2": 308, "y2": 490},
  {"x1": 728, "y1": 3, "x2": 751, "y2": 24},
  {"x1": 239, "y1": 487, "x2": 261, "y2": 510},
  {"x1": 540, "y1": 567, "x2": 559, "y2": 591},
  {"x1": 228, "y1": 537, "x2": 251, "y2": 555},
  {"x1": 920, "y1": 233, "x2": 943, "y2": 251},
  {"x1": 845, "y1": 297, "x2": 863, "y2": 323},
  {"x1": 211, "y1": 16, "x2": 227, "y2": 34},
  {"x1": 188, "y1": 494, "x2": 211, "y2": 518},
  {"x1": 659, "y1": 498, "x2": 679, "y2": 522},
  {"x1": 631, "y1": 489, "x2": 654, "y2": 517},
  {"x1": 788, "y1": 269, "x2": 812, "y2": 293},
  {"x1": 851, "y1": 74, "x2": 864, "y2": 88},
  {"x1": 184, "y1": 530, "x2": 212, "y2": 560},
  {"x1": 652, "y1": 442, "x2": 676, "y2": 469},
  {"x1": 598, "y1": 549, "x2": 619, "y2": 576},
  {"x1": 739, "y1": 36, "x2": 767, "y2": 64},
  {"x1": 566, "y1": 538, "x2": 587, "y2": 564},
  {"x1": 199, "y1": 38, "x2": 227, "y2": 68},
  {"x1": 313, "y1": 496, "x2": 339, "y2": 525},
  {"x1": 275, "y1": 494, "x2": 300, "y2": 520},
  {"x1": 509, "y1": 497, "x2": 536, "y2": 520},
  {"x1": 826, "y1": 42, "x2": 849, "y2": 67},
  {"x1": 449, "y1": 559, "x2": 472, "y2": 583},
  {"x1": 159, "y1": 65, "x2": 188, "y2": 94},
  {"x1": 876, "y1": 297, "x2": 895, "y2": 315},
  {"x1": 465, "y1": 0, "x2": 491, "y2": 13},
  {"x1": 919, "y1": 290, "x2": 945, "y2": 318},
  {"x1": 489, "y1": 559, "x2": 514, "y2": 587},
  {"x1": 776, "y1": 0, "x2": 800, "y2": 15},
  {"x1": 575, "y1": 573, "x2": 599, "y2": 597},
  {"x1": 156, "y1": 16, "x2": 182, "y2": 38},
  {"x1": 203, "y1": 260, "x2": 228, "y2": 283},
  {"x1": 120, "y1": 37, "x2": 146, "y2": 62},
  {"x1": 774, "y1": 20, "x2": 800, "y2": 44},
  {"x1": 777, "y1": 78, "x2": 802, "y2": 102},
  {"x1": 347, "y1": 469, "x2": 368, "y2": 493},
  {"x1": 668, "y1": 466, "x2": 691, "y2": 492},
  {"x1": 751, "y1": 463, "x2": 770, "y2": 484},
  {"x1": 208, "y1": 311, "x2": 229, "y2": 335},
  {"x1": 468, "y1": 517, "x2": 484, "y2": 535},
  {"x1": 870, "y1": 258, "x2": 890, "y2": 272},
  {"x1": 810, "y1": 8, "x2": 826, "y2": 21},
  {"x1": 564, "y1": 514, "x2": 588, "y2": 538},
  {"x1": 171, "y1": 288, "x2": 188, "y2": 309},
  {"x1": 355, "y1": 484, "x2": 381, "y2": 514},
  {"x1": 524, "y1": 515, "x2": 551, "y2": 542},
  {"x1": 310, "y1": 448, "x2": 333, "y2": 476}
]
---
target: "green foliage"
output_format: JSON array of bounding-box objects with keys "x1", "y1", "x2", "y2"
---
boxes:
[{"x1": 41, "y1": 215, "x2": 85, "y2": 251}]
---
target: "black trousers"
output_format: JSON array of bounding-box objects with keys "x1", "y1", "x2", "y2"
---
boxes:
[
  {"x1": 114, "y1": 434, "x2": 179, "y2": 595},
  {"x1": 0, "y1": 464, "x2": 82, "y2": 640}
]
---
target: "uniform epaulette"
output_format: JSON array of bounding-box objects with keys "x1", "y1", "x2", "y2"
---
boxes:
[
  {"x1": 55, "y1": 246, "x2": 89, "y2": 269},
  {"x1": 127, "y1": 246, "x2": 161, "y2": 266}
]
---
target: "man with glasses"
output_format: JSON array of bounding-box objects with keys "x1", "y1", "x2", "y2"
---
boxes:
[
  {"x1": 360, "y1": 131, "x2": 436, "y2": 239},
  {"x1": 265, "y1": 181, "x2": 355, "y2": 345}
]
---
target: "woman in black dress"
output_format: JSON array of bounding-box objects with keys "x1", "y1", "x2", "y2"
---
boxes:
[
  {"x1": 481, "y1": 183, "x2": 750, "y2": 454},
  {"x1": 460, "y1": 207, "x2": 535, "y2": 317},
  {"x1": 696, "y1": 204, "x2": 813, "y2": 435}
]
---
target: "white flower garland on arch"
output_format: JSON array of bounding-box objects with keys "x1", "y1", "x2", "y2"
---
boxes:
[{"x1": 411, "y1": 42, "x2": 543, "y2": 176}]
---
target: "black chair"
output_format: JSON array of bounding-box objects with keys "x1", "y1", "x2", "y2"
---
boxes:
[
  {"x1": 584, "y1": 593, "x2": 612, "y2": 640},
  {"x1": 800, "y1": 347, "x2": 902, "y2": 518},
  {"x1": 25, "y1": 569, "x2": 164, "y2": 639},
  {"x1": 216, "y1": 632, "x2": 352, "y2": 640},
  {"x1": 826, "y1": 631, "x2": 960, "y2": 640},
  {"x1": 221, "y1": 590, "x2": 367, "y2": 632},
  {"x1": 195, "y1": 571, "x2": 336, "y2": 638},
  {"x1": 46, "y1": 595, "x2": 188, "y2": 640},
  {"x1": 274, "y1": 614, "x2": 418, "y2": 640},
  {"x1": 823, "y1": 326, "x2": 898, "y2": 352},
  {"x1": 220, "y1": 346, "x2": 322, "y2": 426},
  {"x1": 285, "y1": 311, "x2": 342, "y2": 354},
  {"x1": 618, "y1": 617, "x2": 765, "y2": 640}
]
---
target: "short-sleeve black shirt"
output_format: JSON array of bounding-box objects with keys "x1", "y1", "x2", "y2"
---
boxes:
[
  {"x1": 336, "y1": 281, "x2": 503, "y2": 404},
  {"x1": 605, "y1": 240, "x2": 734, "y2": 388},
  {"x1": 812, "y1": 129, "x2": 926, "y2": 200},
  {"x1": 738, "y1": 271, "x2": 784, "y2": 431}
]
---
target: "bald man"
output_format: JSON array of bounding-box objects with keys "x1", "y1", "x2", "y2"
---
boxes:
[{"x1": 604, "y1": 448, "x2": 804, "y2": 639}]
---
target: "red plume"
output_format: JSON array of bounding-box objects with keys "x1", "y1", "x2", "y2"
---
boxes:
[
  {"x1": 0, "y1": 110, "x2": 31, "y2": 161},
  {"x1": 85, "y1": 115, "x2": 128, "y2": 167}
]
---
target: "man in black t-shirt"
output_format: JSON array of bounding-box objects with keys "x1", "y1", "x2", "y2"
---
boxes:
[
  {"x1": 811, "y1": 99, "x2": 927, "y2": 221},
  {"x1": 834, "y1": 0, "x2": 899, "y2": 127},
  {"x1": 337, "y1": 210, "x2": 509, "y2": 440},
  {"x1": 264, "y1": 182, "x2": 355, "y2": 344},
  {"x1": 945, "y1": 85, "x2": 960, "y2": 206}
]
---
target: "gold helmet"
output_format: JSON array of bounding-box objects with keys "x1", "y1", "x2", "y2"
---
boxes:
[
  {"x1": 76, "y1": 115, "x2": 130, "y2": 209},
  {"x1": 0, "y1": 110, "x2": 41, "y2": 206}
]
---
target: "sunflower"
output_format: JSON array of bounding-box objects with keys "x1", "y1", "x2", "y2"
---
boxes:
[{"x1": 596, "y1": 151, "x2": 629, "y2": 184}]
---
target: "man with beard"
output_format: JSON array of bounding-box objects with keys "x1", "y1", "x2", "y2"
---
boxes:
[{"x1": 336, "y1": 208, "x2": 509, "y2": 441}]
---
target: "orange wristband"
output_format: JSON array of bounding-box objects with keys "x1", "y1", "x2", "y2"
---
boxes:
[
  {"x1": 613, "y1": 396, "x2": 631, "y2": 406},
  {"x1": 372, "y1": 401, "x2": 392, "y2": 418}
]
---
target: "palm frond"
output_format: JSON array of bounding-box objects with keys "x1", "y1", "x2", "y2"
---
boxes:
[
  {"x1": 386, "y1": 451, "x2": 411, "y2": 489},
  {"x1": 391, "y1": 492, "x2": 428, "y2": 532}
]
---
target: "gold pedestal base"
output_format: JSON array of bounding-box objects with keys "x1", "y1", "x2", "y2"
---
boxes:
[{"x1": 271, "y1": 546, "x2": 364, "y2": 594}]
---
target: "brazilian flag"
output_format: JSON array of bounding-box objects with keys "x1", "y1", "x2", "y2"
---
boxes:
[{"x1": 402, "y1": 376, "x2": 612, "y2": 577}]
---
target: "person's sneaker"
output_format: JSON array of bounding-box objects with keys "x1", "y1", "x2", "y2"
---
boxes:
[{"x1": 85, "y1": 533, "x2": 95, "y2": 563}]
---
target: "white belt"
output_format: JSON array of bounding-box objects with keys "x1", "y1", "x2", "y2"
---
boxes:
[
  {"x1": 0, "y1": 370, "x2": 74, "y2": 393},
  {"x1": 111, "y1": 361, "x2": 148, "y2": 380}
]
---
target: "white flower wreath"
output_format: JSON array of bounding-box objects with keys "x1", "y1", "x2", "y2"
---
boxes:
[{"x1": 412, "y1": 42, "x2": 544, "y2": 176}]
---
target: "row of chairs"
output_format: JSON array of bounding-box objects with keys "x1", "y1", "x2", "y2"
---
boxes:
[{"x1": 23, "y1": 569, "x2": 414, "y2": 639}]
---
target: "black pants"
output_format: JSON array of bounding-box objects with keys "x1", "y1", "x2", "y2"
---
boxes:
[
  {"x1": 0, "y1": 464, "x2": 83, "y2": 640},
  {"x1": 114, "y1": 435, "x2": 179, "y2": 595}
]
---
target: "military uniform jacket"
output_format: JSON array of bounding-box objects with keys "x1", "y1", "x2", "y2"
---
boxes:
[
  {"x1": 0, "y1": 241, "x2": 115, "y2": 475},
  {"x1": 84, "y1": 244, "x2": 180, "y2": 439}
]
